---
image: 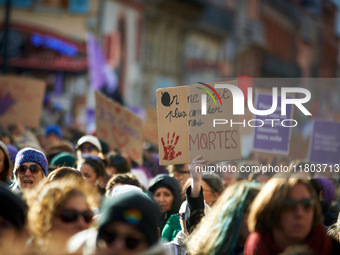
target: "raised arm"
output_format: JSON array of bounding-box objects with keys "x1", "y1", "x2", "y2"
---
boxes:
[{"x1": 185, "y1": 155, "x2": 206, "y2": 234}]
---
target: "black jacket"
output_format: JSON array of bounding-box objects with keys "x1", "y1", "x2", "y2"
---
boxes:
[
  {"x1": 148, "y1": 174, "x2": 183, "y2": 231},
  {"x1": 185, "y1": 186, "x2": 205, "y2": 234}
]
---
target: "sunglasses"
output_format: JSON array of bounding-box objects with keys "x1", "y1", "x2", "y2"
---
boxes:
[
  {"x1": 284, "y1": 198, "x2": 315, "y2": 211},
  {"x1": 79, "y1": 145, "x2": 97, "y2": 152},
  {"x1": 16, "y1": 164, "x2": 42, "y2": 176},
  {"x1": 98, "y1": 231, "x2": 145, "y2": 250},
  {"x1": 59, "y1": 209, "x2": 93, "y2": 224}
]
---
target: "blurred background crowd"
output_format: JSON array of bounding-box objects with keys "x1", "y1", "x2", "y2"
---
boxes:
[{"x1": 1, "y1": 0, "x2": 340, "y2": 133}]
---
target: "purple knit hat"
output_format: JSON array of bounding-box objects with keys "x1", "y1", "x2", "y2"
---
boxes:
[{"x1": 14, "y1": 147, "x2": 48, "y2": 177}]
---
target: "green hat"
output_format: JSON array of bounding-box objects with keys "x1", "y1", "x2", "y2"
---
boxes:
[{"x1": 50, "y1": 152, "x2": 77, "y2": 168}]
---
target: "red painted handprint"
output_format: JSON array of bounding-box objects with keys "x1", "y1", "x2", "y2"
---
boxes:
[{"x1": 161, "y1": 132, "x2": 182, "y2": 161}]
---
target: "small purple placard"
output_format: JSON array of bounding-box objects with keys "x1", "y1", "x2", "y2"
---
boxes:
[
  {"x1": 252, "y1": 93, "x2": 293, "y2": 155},
  {"x1": 308, "y1": 120, "x2": 340, "y2": 165}
]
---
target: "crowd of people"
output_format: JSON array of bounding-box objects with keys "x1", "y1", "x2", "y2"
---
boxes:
[{"x1": 0, "y1": 124, "x2": 340, "y2": 255}]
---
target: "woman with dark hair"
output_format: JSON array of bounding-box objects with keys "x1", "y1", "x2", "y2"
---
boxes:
[
  {"x1": 0, "y1": 141, "x2": 11, "y2": 184},
  {"x1": 106, "y1": 154, "x2": 130, "y2": 175},
  {"x1": 79, "y1": 154, "x2": 106, "y2": 196},
  {"x1": 148, "y1": 174, "x2": 183, "y2": 232},
  {"x1": 105, "y1": 172, "x2": 143, "y2": 197},
  {"x1": 244, "y1": 178, "x2": 340, "y2": 254}
]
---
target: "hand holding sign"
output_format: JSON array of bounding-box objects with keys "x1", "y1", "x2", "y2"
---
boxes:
[
  {"x1": 189, "y1": 155, "x2": 206, "y2": 197},
  {"x1": 161, "y1": 132, "x2": 182, "y2": 161},
  {"x1": 189, "y1": 155, "x2": 206, "y2": 179}
]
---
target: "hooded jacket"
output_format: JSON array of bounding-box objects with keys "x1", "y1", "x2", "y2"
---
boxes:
[{"x1": 148, "y1": 174, "x2": 183, "y2": 231}]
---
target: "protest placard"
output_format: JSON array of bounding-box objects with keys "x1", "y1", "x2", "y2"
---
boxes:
[
  {"x1": 95, "y1": 91, "x2": 143, "y2": 165},
  {"x1": 142, "y1": 108, "x2": 158, "y2": 146},
  {"x1": 252, "y1": 92, "x2": 293, "y2": 155},
  {"x1": 308, "y1": 120, "x2": 340, "y2": 165},
  {"x1": 0, "y1": 75, "x2": 46, "y2": 128},
  {"x1": 156, "y1": 81, "x2": 241, "y2": 165}
]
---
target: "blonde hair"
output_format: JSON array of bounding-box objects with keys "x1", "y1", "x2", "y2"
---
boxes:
[
  {"x1": 327, "y1": 213, "x2": 340, "y2": 241},
  {"x1": 248, "y1": 178, "x2": 322, "y2": 233},
  {"x1": 25, "y1": 179, "x2": 95, "y2": 247}
]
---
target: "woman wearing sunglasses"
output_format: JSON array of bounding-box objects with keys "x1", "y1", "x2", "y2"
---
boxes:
[
  {"x1": 75, "y1": 135, "x2": 103, "y2": 168},
  {"x1": 26, "y1": 179, "x2": 95, "y2": 254},
  {"x1": 96, "y1": 190, "x2": 161, "y2": 255},
  {"x1": 244, "y1": 178, "x2": 340, "y2": 255},
  {"x1": 12, "y1": 147, "x2": 48, "y2": 191}
]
